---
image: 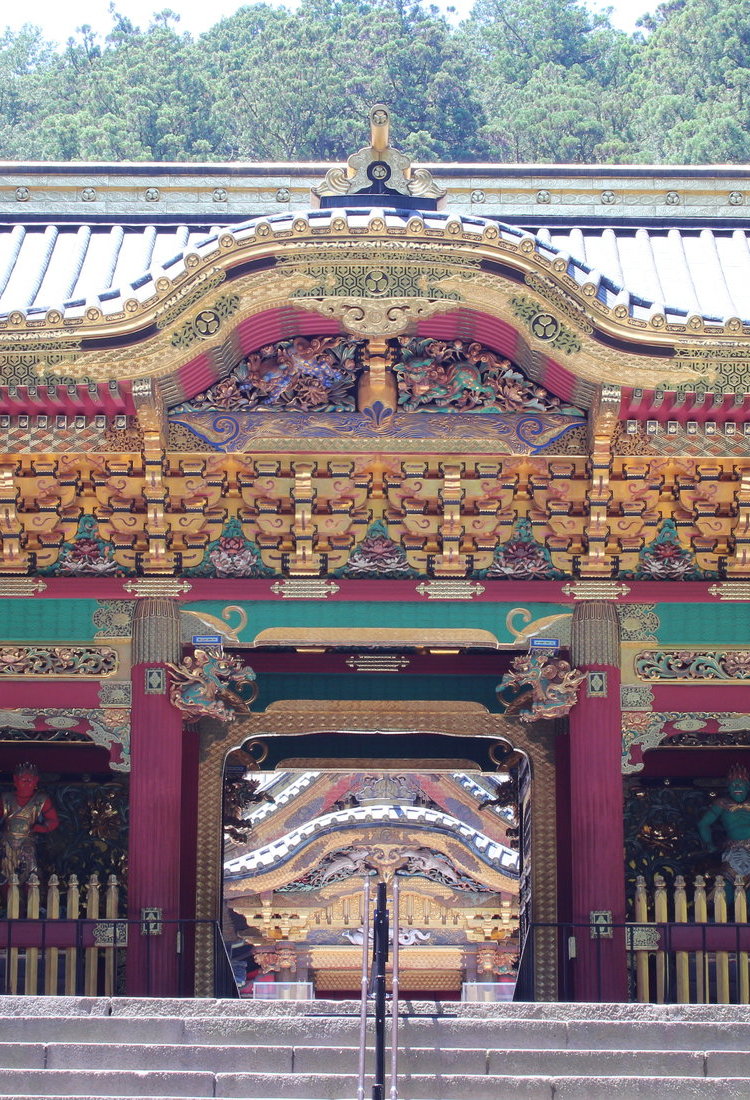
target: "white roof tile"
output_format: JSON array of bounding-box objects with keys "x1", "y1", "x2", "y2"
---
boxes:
[{"x1": 1, "y1": 207, "x2": 750, "y2": 324}]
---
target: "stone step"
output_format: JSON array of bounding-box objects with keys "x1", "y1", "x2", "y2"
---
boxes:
[
  {"x1": 0, "y1": 1071, "x2": 215, "y2": 1098},
  {"x1": 3, "y1": 1012, "x2": 750, "y2": 1051},
  {"x1": 4, "y1": 1042, "x2": 744, "y2": 1077},
  {"x1": 0, "y1": 1075, "x2": 748, "y2": 1100},
  {"x1": 4, "y1": 995, "x2": 750, "y2": 1100},
  {"x1": 9, "y1": 995, "x2": 750, "y2": 1022}
]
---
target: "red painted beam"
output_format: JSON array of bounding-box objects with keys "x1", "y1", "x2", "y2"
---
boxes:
[
  {"x1": 621, "y1": 387, "x2": 750, "y2": 426},
  {"x1": 0, "y1": 681, "x2": 103, "y2": 707},
  {"x1": 652, "y1": 684, "x2": 750, "y2": 712},
  {"x1": 641, "y1": 748, "x2": 750, "y2": 778},
  {"x1": 16, "y1": 575, "x2": 743, "y2": 604}
]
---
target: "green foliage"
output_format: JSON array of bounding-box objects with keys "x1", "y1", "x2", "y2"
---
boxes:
[
  {"x1": 627, "y1": 0, "x2": 750, "y2": 163},
  {"x1": 0, "y1": 0, "x2": 748, "y2": 163}
]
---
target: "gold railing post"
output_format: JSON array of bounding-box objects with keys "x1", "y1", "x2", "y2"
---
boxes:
[
  {"x1": 713, "y1": 875, "x2": 730, "y2": 1003},
  {"x1": 64, "y1": 875, "x2": 80, "y2": 996},
  {"x1": 103, "y1": 875, "x2": 119, "y2": 996},
  {"x1": 7, "y1": 874, "x2": 20, "y2": 994},
  {"x1": 694, "y1": 875, "x2": 708, "y2": 1003},
  {"x1": 45, "y1": 875, "x2": 60, "y2": 996},
  {"x1": 673, "y1": 875, "x2": 689, "y2": 1004},
  {"x1": 654, "y1": 874, "x2": 668, "y2": 1004},
  {"x1": 634, "y1": 875, "x2": 650, "y2": 1002},
  {"x1": 84, "y1": 874, "x2": 100, "y2": 996},
  {"x1": 735, "y1": 877, "x2": 749, "y2": 1005},
  {"x1": 25, "y1": 874, "x2": 40, "y2": 995}
]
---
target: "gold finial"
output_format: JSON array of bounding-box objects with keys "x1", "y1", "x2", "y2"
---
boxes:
[
  {"x1": 312, "y1": 104, "x2": 446, "y2": 203},
  {"x1": 370, "y1": 104, "x2": 390, "y2": 153}
]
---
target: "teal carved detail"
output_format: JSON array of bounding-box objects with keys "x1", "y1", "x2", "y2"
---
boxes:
[
  {"x1": 184, "y1": 517, "x2": 273, "y2": 578},
  {"x1": 627, "y1": 518, "x2": 716, "y2": 581},
  {"x1": 336, "y1": 519, "x2": 417, "y2": 579},
  {"x1": 481, "y1": 517, "x2": 563, "y2": 579},
  {"x1": 41, "y1": 515, "x2": 128, "y2": 577}
]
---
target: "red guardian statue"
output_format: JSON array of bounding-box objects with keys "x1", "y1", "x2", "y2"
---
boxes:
[{"x1": 0, "y1": 762, "x2": 59, "y2": 884}]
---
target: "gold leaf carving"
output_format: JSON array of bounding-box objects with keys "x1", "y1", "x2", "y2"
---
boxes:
[{"x1": 292, "y1": 296, "x2": 459, "y2": 336}]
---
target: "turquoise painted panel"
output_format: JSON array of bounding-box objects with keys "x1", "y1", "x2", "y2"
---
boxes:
[
  {"x1": 257, "y1": 673, "x2": 501, "y2": 710},
  {"x1": 655, "y1": 603, "x2": 750, "y2": 646},
  {"x1": 0, "y1": 599, "x2": 100, "y2": 641},
  {"x1": 185, "y1": 600, "x2": 568, "y2": 646}
]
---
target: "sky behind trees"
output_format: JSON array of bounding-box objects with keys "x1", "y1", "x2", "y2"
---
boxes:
[{"x1": 1, "y1": 0, "x2": 653, "y2": 42}]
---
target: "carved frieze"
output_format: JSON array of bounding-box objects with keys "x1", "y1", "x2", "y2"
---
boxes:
[
  {"x1": 635, "y1": 649, "x2": 750, "y2": 682},
  {"x1": 0, "y1": 707, "x2": 130, "y2": 770},
  {"x1": 0, "y1": 646, "x2": 118, "y2": 677}
]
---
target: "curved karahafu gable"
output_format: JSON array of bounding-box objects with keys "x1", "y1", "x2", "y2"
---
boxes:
[{"x1": 2, "y1": 204, "x2": 750, "y2": 423}]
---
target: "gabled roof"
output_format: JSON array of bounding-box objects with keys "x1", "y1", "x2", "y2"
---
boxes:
[
  {"x1": 2, "y1": 129, "x2": 750, "y2": 427},
  {"x1": 2, "y1": 212, "x2": 750, "y2": 327}
]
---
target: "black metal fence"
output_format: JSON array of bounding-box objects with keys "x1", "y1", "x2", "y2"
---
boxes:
[
  {"x1": 516, "y1": 920, "x2": 750, "y2": 1004},
  {"x1": 0, "y1": 917, "x2": 237, "y2": 998}
]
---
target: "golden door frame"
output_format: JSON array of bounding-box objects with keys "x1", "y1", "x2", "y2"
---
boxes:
[{"x1": 194, "y1": 699, "x2": 559, "y2": 999}]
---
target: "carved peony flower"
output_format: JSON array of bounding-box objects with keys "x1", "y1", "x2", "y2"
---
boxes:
[
  {"x1": 208, "y1": 536, "x2": 262, "y2": 577},
  {"x1": 58, "y1": 537, "x2": 118, "y2": 574},
  {"x1": 0, "y1": 648, "x2": 28, "y2": 673},
  {"x1": 358, "y1": 536, "x2": 401, "y2": 564},
  {"x1": 69, "y1": 538, "x2": 105, "y2": 562},
  {"x1": 293, "y1": 375, "x2": 329, "y2": 409},
  {"x1": 723, "y1": 651, "x2": 750, "y2": 677},
  {"x1": 490, "y1": 540, "x2": 554, "y2": 578},
  {"x1": 345, "y1": 531, "x2": 412, "y2": 577},
  {"x1": 639, "y1": 541, "x2": 694, "y2": 578}
]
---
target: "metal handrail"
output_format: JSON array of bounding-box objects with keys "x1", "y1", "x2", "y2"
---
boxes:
[
  {"x1": 356, "y1": 876, "x2": 371, "y2": 1100},
  {"x1": 371, "y1": 881, "x2": 388, "y2": 1100},
  {"x1": 389, "y1": 876, "x2": 400, "y2": 1100},
  {"x1": 355, "y1": 877, "x2": 400, "y2": 1100}
]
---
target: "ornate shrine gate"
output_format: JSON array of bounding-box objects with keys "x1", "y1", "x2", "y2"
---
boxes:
[{"x1": 2, "y1": 107, "x2": 750, "y2": 1001}]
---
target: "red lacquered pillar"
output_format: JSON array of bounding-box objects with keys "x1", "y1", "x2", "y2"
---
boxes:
[
  {"x1": 127, "y1": 597, "x2": 183, "y2": 996},
  {"x1": 569, "y1": 601, "x2": 627, "y2": 1001}
]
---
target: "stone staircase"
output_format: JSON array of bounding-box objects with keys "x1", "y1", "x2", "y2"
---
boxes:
[{"x1": 2, "y1": 996, "x2": 750, "y2": 1099}]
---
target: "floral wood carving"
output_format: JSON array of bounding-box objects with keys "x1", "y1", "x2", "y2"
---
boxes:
[
  {"x1": 336, "y1": 518, "x2": 415, "y2": 578},
  {"x1": 629, "y1": 518, "x2": 714, "y2": 580},
  {"x1": 497, "y1": 652, "x2": 585, "y2": 723},
  {"x1": 485, "y1": 517, "x2": 562, "y2": 579},
  {"x1": 184, "y1": 516, "x2": 273, "y2": 578},
  {"x1": 635, "y1": 650, "x2": 750, "y2": 681},
  {"x1": 42, "y1": 514, "x2": 125, "y2": 576},
  {"x1": 392, "y1": 337, "x2": 585, "y2": 416},
  {"x1": 173, "y1": 336, "x2": 365, "y2": 413},
  {"x1": 0, "y1": 646, "x2": 118, "y2": 677},
  {"x1": 168, "y1": 648, "x2": 257, "y2": 723}
]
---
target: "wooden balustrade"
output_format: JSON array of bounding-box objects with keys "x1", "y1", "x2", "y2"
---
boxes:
[
  {"x1": 631, "y1": 873, "x2": 750, "y2": 1005},
  {"x1": 1, "y1": 873, "x2": 123, "y2": 996}
]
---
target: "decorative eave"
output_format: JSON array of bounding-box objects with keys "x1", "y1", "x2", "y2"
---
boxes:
[{"x1": 2, "y1": 207, "x2": 750, "y2": 420}]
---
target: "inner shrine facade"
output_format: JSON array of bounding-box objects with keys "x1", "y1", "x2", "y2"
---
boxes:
[{"x1": 1, "y1": 107, "x2": 750, "y2": 1002}]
